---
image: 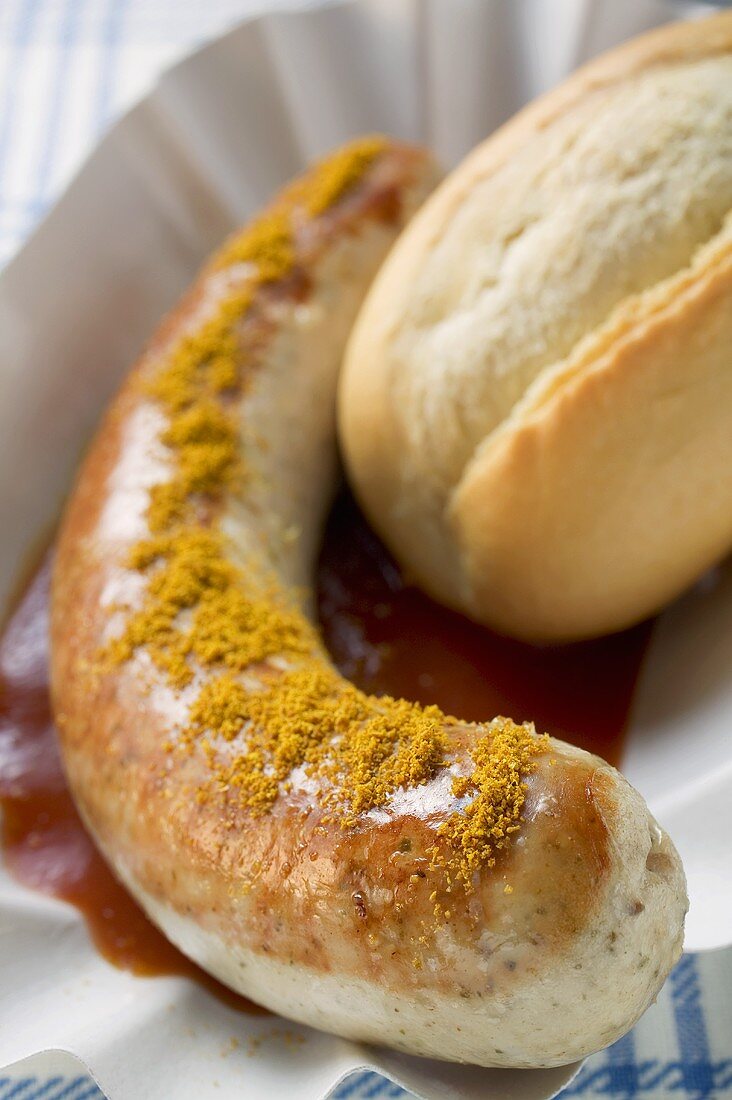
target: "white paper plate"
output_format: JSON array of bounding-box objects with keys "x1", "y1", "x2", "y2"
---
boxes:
[{"x1": 0, "y1": 1, "x2": 727, "y2": 1097}]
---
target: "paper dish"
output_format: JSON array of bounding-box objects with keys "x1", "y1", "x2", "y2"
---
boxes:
[{"x1": 0, "y1": 0, "x2": 726, "y2": 1097}]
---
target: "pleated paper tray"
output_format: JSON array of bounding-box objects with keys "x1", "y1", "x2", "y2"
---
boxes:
[{"x1": 0, "y1": 1, "x2": 728, "y2": 1097}]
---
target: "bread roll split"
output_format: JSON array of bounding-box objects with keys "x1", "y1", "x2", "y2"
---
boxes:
[{"x1": 339, "y1": 13, "x2": 732, "y2": 642}]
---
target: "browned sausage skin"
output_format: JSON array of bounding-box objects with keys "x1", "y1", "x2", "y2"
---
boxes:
[{"x1": 51, "y1": 137, "x2": 686, "y2": 1068}]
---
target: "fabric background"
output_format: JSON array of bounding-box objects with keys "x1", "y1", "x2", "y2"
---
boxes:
[{"x1": 0, "y1": 1, "x2": 729, "y2": 1097}]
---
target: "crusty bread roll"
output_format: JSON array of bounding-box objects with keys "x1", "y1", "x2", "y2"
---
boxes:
[{"x1": 339, "y1": 13, "x2": 732, "y2": 642}]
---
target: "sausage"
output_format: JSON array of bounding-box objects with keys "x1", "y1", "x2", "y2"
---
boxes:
[{"x1": 50, "y1": 137, "x2": 686, "y2": 1068}]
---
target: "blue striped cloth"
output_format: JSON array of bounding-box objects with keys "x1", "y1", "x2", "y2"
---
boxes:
[{"x1": 0, "y1": 2, "x2": 730, "y2": 1098}]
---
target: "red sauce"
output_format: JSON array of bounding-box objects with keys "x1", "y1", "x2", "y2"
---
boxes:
[
  {"x1": 316, "y1": 492, "x2": 653, "y2": 766},
  {"x1": 0, "y1": 492, "x2": 651, "y2": 988}
]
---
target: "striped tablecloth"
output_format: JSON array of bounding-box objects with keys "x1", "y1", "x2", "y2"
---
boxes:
[{"x1": 0, "y1": 2, "x2": 730, "y2": 1097}]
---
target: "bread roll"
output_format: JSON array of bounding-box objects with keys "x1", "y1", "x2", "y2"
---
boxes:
[{"x1": 339, "y1": 13, "x2": 732, "y2": 642}]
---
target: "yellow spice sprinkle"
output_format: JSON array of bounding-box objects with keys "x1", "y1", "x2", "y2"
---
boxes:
[
  {"x1": 212, "y1": 137, "x2": 387, "y2": 274},
  {"x1": 435, "y1": 720, "x2": 549, "y2": 887},
  {"x1": 193, "y1": 666, "x2": 448, "y2": 820},
  {"x1": 106, "y1": 529, "x2": 316, "y2": 688},
  {"x1": 213, "y1": 208, "x2": 294, "y2": 279},
  {"x1": 300, "y1": 136, "x2": 387, "y2": 216},
  {"x1": 104, "y1": 133, "x2": 545, "y2": 885}
]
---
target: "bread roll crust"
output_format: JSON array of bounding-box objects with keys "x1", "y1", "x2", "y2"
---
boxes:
[{"x1": 339, "y1": 13, "x2": 732, "y2": 641}]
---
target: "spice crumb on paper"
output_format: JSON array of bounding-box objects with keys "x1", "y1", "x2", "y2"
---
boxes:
[{"x1": 246, "y1": 1028, "x2": 308, "y2": 1057}]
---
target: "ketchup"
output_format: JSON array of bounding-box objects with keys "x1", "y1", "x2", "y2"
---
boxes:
[
  {"x1": 317, "y1": 492, "x2": 652, "y2": 766},
  {"x1": 0, "y1": 493, "x2": 651, "y2": 988}
]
